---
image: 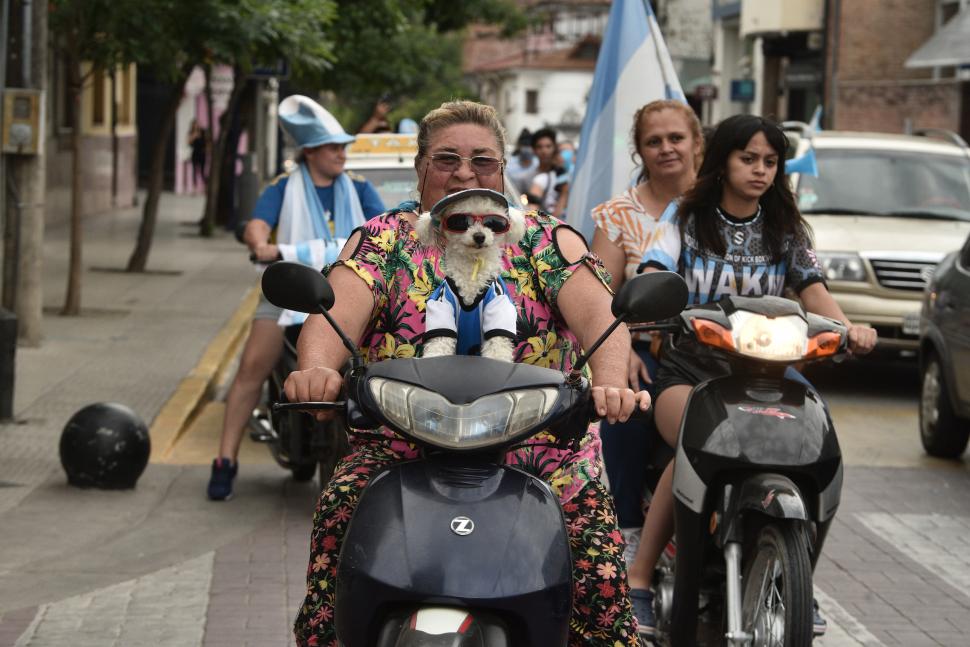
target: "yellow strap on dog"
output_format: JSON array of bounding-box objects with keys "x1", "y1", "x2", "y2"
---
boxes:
[{"x1": 472, "y1": 256, "x2": 483, "y2": 281}]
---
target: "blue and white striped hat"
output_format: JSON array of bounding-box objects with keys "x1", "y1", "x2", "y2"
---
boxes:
[{"x1": 278, "y1": 95, "x2": 355, "y2": 149}]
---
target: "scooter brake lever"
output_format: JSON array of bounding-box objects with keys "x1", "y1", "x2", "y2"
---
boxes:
[{"x1": 273, "y1": 401, "x2": 345, "y2": 411}]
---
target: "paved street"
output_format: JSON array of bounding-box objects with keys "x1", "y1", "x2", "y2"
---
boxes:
[{"x1": 1, "y1": 195, "x2": 969, "y2": 645}]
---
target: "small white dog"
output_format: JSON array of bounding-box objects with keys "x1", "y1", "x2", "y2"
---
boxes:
[{"x1": 415, "y1": 189, "x2": 526, "y2": 361}]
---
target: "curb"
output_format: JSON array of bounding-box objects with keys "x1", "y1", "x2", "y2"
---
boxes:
[{"x1": 149, "y1": 286, "x2": 259, "y2": 462}]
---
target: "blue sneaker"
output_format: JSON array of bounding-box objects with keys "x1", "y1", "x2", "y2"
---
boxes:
[
  {"x1": 630, "y1": 588, "x2": 656, "y2": 641},
  {"x1": 207, "y1": 457, "x2": 238, "y2": 500},
  {"x1": 813, "y1": 598, "x2": 827, "y2": 636}
]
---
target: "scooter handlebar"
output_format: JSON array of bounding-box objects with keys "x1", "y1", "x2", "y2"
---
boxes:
[{"x1": 273, "y1": 401, "x2": 345, "y2": 412}]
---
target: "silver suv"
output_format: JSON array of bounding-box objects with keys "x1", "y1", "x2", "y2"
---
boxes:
[{"x1": 785, "y1": 125, "x2": 970, "y2": 355}]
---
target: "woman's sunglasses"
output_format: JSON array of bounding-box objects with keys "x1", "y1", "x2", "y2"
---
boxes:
[
  {"x1": 430, "y1": 153, "x2": 503, "y2": 176},
  {"x1": 442, "y1": 213, "x2": 511, "y2": 234}
]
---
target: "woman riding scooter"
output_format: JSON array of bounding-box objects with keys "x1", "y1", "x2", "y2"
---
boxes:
[
  {"x1": 207, "y1": 95, "x2": 384, "y2": 500},
  {"x1": 626, "y1": 114, "x2": 878, "y2": 640},
  {"x1": 285, "y1": 100, "x2": 651, "y2": 645}
]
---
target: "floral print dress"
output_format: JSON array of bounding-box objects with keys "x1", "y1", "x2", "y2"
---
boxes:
[{"x1": 293, "y1": 207, "x2": 641, "y2": 646}]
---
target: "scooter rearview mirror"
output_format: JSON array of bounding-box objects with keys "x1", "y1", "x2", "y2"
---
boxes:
[
  {"x1": 612, "y1": 271, "x2": 689, "y2": 324},
  {"x1": 261, "y1": 262, "x2": 364, "y2": 369},
  {"x1": 261, "y1": 262, "x2": 335, "y2": 313}
]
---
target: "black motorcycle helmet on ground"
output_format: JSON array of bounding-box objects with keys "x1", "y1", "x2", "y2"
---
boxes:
[{"x1": 59, "y1": 402, "x2": 151, "y2": 489}]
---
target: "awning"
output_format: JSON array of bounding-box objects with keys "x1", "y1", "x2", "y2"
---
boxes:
[{"x1": 905, "y1": 9, "x2": 970, "y2": 68}]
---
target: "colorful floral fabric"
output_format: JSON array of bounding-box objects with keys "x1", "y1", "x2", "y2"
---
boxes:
[
  {"x1": 293, "y1": 207, "x2": 640, "y2": 645},
  {"x1": 334, "y1": 208, "x2": 611, "y2": 504}
]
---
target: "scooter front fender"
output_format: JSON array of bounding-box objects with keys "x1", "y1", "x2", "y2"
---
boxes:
[
  {"x1": 335, "y1": 457, "x2": 572, "y2": 647},
  {"x1": 717, "y1": 474, "x2": 807, "y2": 546}
]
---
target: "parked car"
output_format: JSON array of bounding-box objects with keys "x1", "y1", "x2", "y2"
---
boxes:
[
  {"x1": 785, "y1": 126, "x2": 970, "y2": 357},
  {"x1": 918, "y1": 231, "x2": 970, "y2": 457}
]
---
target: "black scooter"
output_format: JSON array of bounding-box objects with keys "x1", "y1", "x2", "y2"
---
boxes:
[
  {"x1": 261, "y1": 261, "x2": 688, "y2": 647},
  {"x1": 247, "y1": 323, "x2": 349, "y2": 486},
  {"x1": 240, "y1": 232, "x2": 349, "y2": 488},
  {"x1": 644, "y1": 295, "x2": 847, "y2": 647}
]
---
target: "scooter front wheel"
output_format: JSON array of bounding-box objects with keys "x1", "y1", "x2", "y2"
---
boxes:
[{"x1": 741, "y1": 523, "x2": 813, "y2": 647}]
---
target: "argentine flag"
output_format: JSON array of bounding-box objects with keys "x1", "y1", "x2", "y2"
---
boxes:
[{"x1": 566, "y1": 0, "x2": 686, "y2": 239}]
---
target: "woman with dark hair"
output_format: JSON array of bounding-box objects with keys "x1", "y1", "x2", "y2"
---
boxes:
[{"x1": 625, "y1": 114, "x2": 877, "y2": 639}]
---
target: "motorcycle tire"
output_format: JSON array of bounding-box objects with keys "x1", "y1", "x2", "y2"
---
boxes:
[{"x1": 740, "y1": 523, "x2": 813, "y2": 647}]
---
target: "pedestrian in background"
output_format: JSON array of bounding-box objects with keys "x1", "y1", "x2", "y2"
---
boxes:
[
  {"x1": 527, "y1": 127, "x2": 568, "y2": 216},
  {"x1": 188, "y1": 119, "x2": 208, "y2": 194},
  {"x1": 505, "y1": 127, "x2": 538, "y2": 198},
  {"x1": 207, "y1": 95, "x2": 385, "y2": 501}
]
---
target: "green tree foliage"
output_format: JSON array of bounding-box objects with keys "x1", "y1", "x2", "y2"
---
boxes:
[{"x1": 304, "y1": 0, "x2": 526, "y2": 129}]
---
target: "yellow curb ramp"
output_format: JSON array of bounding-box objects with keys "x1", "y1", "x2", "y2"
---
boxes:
[{"x1": 149, "y1": 286, "x2": 259, "y2": 462}]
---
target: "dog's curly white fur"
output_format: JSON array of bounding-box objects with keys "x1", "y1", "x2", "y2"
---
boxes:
[{"x1": 416, "y1": 195, "x2": 525, "y2": 361}]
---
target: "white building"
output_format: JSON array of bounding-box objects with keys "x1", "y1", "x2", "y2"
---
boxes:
[{"x1": 464, "y1": 0, "x2": 714, "y2": 143}]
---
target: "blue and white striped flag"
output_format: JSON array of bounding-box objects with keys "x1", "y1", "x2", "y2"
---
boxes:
[{"x1": 566, "y1": 0, "x2": 685, "y2": 239}]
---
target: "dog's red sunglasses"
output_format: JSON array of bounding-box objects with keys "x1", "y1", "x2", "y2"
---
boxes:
[{"x1": 441, "y1": 213, "x2": 510, "y2": 234}]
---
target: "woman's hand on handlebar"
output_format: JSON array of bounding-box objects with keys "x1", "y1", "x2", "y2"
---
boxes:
[
  {"x1": 284, "y1": 366, "x2": 344, "y2": 421},
  {"x1": 847, "y1": 324, "x2": 877, "y2": 355},
  {"x1": 251, "y1": 242, "x2": 281, "y2": 263},
  {"x1": 591, "y1": 386, "x2": 651, "y2": 425}
]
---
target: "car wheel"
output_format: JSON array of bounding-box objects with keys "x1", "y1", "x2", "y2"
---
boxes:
[{"x1": 920, "y1": 353, "x2": 970, "y2": 458}]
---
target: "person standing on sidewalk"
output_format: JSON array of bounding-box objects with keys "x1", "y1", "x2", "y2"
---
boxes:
[{"x1": 207, "y1": 95, "x2": 385, "y2": 501}]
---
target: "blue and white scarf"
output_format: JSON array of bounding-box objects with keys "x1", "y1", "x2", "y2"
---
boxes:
[{"x1": 274, "y1": 163, "x2": 365, "y2": 325}]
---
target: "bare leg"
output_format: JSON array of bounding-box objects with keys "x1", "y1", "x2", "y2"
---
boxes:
[
  {"x1": 217, "y1": 319, "x2": 284, "y2": 460},
  {"x1": 627, "y1": 384, "x2": 692, "y2": 589}
]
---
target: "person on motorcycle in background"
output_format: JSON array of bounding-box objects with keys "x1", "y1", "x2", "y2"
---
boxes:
[
  {"x1": 285, "y1": 99, "x2": 651, "y2": 646},
  {"x1": 590, "y1": 99, "x2": 703, "y2": 567},
  {"x1": 626, "y1": 114, "x2": 878, "y2": 640},
  {"x1": 207, "y1": 95, "x2": 385, "y2": 501}
]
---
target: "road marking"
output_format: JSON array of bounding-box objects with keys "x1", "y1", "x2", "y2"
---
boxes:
[
  {"x1": 14, "y1": 553, "x2": 213, "y2": 647},
  {"x1": 815, "y1": 588, "x2": 886, "y2": 646},
  {"x1": 858, "y1": 512, "x2": 970, "y2": 599}
]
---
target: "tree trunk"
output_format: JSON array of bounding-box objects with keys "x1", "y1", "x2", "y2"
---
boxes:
[
  {"x1": 14, "y1": 0, "x2": 48, "y2": 344},
  {"x1": 126, "y1": 64, "x2": 193, "y2": 272},
  {"x1": 204, "y1": 63, "x2": 214, "y2": 182},
  {"x1": 199, "y1": 66, "x2": 245, "y2": 237},
  {"x1": 61, "y1": 62, "x2": 84, "y2": 316}
]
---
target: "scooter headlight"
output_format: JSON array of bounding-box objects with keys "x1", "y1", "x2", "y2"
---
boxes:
[
  {"x1": 368, "y1": 378, "x2": 559, "y2": 449},
  {"x1": 729, "y1": 311, "x2": 808, "y2": 361},
  {"x1": 692, "y1": 311, "x2": 814, "y2": 361}
]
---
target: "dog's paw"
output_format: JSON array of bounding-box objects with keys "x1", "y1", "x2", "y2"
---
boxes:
[
  {"x1": 423, "y1": 336, "x2": 457, "y2": 358},
  {"x1": 480, "y1": 337, "x2": 516, "y2": 362}
]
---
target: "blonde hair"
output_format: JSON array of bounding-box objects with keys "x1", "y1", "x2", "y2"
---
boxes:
[
  {"x1": 631, "y1": 99, "x2": 704, "y2": 182},
  {"x1": 416, "y1": 101, "x2": 508, "y2": 162}
]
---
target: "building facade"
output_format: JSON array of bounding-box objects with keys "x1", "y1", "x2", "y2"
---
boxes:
[{"x1": 464, "y1": 0, "x2": 713, "y2": 143}]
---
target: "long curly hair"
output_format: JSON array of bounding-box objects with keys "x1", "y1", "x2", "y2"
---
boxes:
[{"x1": 677, "y1": 114, "x2": 809, "y2": 260}]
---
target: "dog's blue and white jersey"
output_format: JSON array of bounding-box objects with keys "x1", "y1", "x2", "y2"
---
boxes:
[{"x1": 424, "y1": 277, "x2": 517, "y2": 355}]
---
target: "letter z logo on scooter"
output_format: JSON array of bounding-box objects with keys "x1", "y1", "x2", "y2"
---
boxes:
[{"x1": 450, "y1": 516, "x2": 475, "y2": 536}]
